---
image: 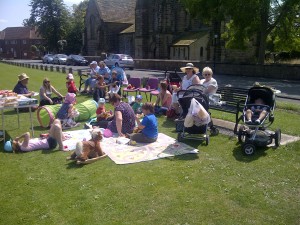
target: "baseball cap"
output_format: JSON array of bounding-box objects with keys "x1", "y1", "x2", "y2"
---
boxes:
[
  {"x1": 136, "y1": 95, "x2": 143, "y2": 100},
  {"x1": 98, "y1": 98, "x2": 105, "y2": 104}
]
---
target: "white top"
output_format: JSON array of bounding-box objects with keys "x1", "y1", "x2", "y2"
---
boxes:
[
  {"x1": 200, "y1": 78, "x2": 218, "y2": 94},
  {"x1": 181, "y1": 74, "x2": 198, "y2": 90}
]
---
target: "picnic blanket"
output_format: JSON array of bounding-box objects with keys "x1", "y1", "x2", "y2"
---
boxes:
[{"x1": 62, "y1": 130, "x2": 198, "y2": 164}]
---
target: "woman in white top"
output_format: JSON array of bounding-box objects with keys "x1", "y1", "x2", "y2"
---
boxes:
[
  {"x1": 39, "y1": 78, "x2": 64, "y2": 106},
  {"x1": 179, "y1": 63, "x2": 201, "y2": 90},
  {"x1": 200, "y1": 67, "x2": 218, "y2": 94}
]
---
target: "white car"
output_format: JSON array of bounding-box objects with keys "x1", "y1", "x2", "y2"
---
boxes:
[
  {"x1": 52, "y1": 54, "x2": 68, "y2": 65},
  {"x1": 104, "y1": 54, "x2": 134, "y2": 70}
]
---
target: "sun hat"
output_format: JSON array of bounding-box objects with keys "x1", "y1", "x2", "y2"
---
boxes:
[
  {"x1": 180, "y1": 63, "x2": 199, "y2": 73},
  {"x1": 64, "y1": 93, "x2": 76, "y2": 104},
  {"x1": 90, "y1": 61, "x2": 97, "y2": 65},
  {"x1": 18, "y1": 73, "x2": 29, "y2": 81},
  {"x1": 66, "y1": 73, "x2": 74, "y2": 80},
  {"x1": 4, "y1": 140, "x2": 13, "y2": 152},
  {"x1": 98, "y1": 98, "x2": 105, "y2": 104},
  {"x1": 136, "y1": 95, "x2": 143, "y2": 100}
]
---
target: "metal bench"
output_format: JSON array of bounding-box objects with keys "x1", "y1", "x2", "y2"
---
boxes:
[
  {"x1": 210, "y1": 86, "x2": 248, "y2": 133},
  {"x1": 77, "y1": 69, "x2": 90, "y2": 91}
]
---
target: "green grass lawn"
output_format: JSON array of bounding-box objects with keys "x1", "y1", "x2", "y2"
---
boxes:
[{"x1": 0, "y1": 63, "x2": 299, "y2": 225}]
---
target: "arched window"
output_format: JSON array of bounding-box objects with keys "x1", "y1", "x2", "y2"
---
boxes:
[
  {"x1": 90, "y1": 15, "x2": 95, "y2": 40},
  {"x1": 200, "y1": 47, "x2": 203, "y2": 57}
]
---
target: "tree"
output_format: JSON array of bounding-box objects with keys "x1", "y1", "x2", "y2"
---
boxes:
[
  {"x1": 180, "y1": 0, "x2": 300, "y2": 64},
  {"x1": 23, "y1": 0, "x2": 70, "y2": 52},
  {"x1": 64, "y1": 1, "x2": 88, "y2": 54}
]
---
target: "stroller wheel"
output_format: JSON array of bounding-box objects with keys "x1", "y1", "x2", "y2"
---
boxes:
[
  {"x1": 177, "y1": 132, "x2": 183, "y2": 142},
  {"x1": 238, "y1": 125, "x2": 246, "y2": 143},
  {"x1": 205, "y1": 135, "x2": 210, "y2": 145},
  {"x1": 274, "y1": 129, "x2": 281, "y2": 147},
  {"x1": 243, "y1": 143, "x2": 256, "y2": 156},
  {"x1": 210, "y1": 127, "x2": 219, "y2": 136}
]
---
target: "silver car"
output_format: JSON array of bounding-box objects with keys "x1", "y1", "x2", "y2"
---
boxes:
[
  {"x1": 104, "y1": 54, "x2": 134, "y2": 70},
  {"x1": 52, "y1": 54, "x2": 68, "y2": 65},
  {"x1": 42, "y1": 54, "x2": 54, "y2": 64}
]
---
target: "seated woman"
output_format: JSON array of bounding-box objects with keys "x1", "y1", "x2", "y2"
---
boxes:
[
  {"x1": 107, "y1": 94, "x2": 135, "y2": 136},
  {"x1": 200, "y1": 67, "x2": 218, "y2": 94},
  {"x1": 154, "y1": 81, "x2": 172, "y2": 115},
  {"x1": 10, "y1": 119, "x2": 66, "y2": 152},
  {"x1": 245, "y1": 98, "x2": 268, "y2": 125},
  {"x1": 39, "y1": 78, "x2": 64, "y2": 106},
  {"x1": 128, "y1": 102, "x2": 158, "y2": 143}
]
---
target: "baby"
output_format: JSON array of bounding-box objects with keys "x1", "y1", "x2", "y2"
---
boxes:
[{"x1": 245, "y1": 98, "x2": 268, "y2": 125}]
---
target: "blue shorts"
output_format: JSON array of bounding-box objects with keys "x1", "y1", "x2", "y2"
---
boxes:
[{"x1": 47, "y1": 136, "x2": 57, "y2": 149}]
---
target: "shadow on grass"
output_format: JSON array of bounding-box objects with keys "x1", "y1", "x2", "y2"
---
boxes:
[
  {"x1": 232, "y1": 142, "x2": 270, "y2": 162},
  {"x1": 65, "y1": 160, "x2": 85, "y2": 169}
]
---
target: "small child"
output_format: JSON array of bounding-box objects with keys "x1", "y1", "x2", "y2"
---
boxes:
[
  {"x1": 132, "y1": 95, "x2": 143, "y2": 114},
  {"x1": 56, "y1": 93, "x2": 80, "y2": 128},
  {"x1": 85, "y1": 98, "x2": 112, "y2": 128},
  {"x1": 127, "y1": 102, "x2": 158, "y2": 143},
  {"x1": 66, "y1": 73, "x2": 78, "y2": 94},
  {"x1": 108, "y1": 73, "x2": 120, "y2": 98},
  {"x1": 245, "y1": 98, "x2": 268, "y2": 124},
  {"x1": 93, "y1": 75, "x2": 107, "y2": 102}
]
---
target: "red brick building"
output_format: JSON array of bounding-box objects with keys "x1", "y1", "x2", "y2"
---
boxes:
[{"x1": 0, "y1": 27, "x2": 45, "y2": 59}]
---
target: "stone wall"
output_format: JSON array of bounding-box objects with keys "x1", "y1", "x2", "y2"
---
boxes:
[{"x1": 133, "y1": 59, "x2": 300, "y2": 80}]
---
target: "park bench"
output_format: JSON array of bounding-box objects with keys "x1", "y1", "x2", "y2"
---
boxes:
[
  {"x1": 210, "y1": 86, "x2": 249, "y2": 134},
  {"x1": 77, "y1": 69, "x2": 90, "y2": 91}
]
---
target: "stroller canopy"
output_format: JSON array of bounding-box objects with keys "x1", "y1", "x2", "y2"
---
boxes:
[{"x1": 246, "y1": 86, "x2": 276, "y2": 109}]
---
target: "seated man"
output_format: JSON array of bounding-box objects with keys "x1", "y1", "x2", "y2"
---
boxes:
[{"x1": 245, "y1": 98, "x2": 268, "y2": 125}]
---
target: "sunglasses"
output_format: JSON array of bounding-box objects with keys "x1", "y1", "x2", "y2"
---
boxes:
[
  {"x1": 203, "y1": 74, "x2": 211, "y2": 76},
  {"x1": 186, "y1": 68, "x2": 193, "y2": 70},
  {"x1": 44, "y1": 81, "x2": 50, "y2": 83}
]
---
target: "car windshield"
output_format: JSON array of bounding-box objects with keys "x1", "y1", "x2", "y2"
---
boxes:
[{"x1": 57, "y1": 54, "x2": 67, "y2": 58}]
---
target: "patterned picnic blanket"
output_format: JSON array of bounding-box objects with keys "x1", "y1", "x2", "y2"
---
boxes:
[{"x1": 62, "y1": 130, "x2": 198, "y2": 164}]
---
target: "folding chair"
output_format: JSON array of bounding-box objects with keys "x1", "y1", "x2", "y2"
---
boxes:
[
  {"x1": 122, "y1": 77, "x2": 141, "y2": 97},
  {"x1": 139, "y1": 77, "x2": 159, "y2": 101}
]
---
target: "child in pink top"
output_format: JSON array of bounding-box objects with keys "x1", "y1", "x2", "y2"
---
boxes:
[{"x1": 154, "y1": 81, "x2": 172, "y2": 115}]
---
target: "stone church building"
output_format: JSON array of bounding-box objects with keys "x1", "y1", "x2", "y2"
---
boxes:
[{"x1": 84, "y1": 0, "x2": 255, "y2": 62}]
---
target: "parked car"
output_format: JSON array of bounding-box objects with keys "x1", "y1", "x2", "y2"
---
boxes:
[
  {"x1": 104, "y1": 54, "x2": 134, "y2": 70},
  {"x1": 42, "y1": 54, "x2": 54, "y2": 64},
  {"x1": 52, "y1": 54, "x2": 68, "y2": 65},
  {"x1": 66, "y1": 55, "x2": 89, "y2": 66}
]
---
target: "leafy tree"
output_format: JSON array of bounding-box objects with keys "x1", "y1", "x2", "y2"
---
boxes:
[
  {"x1": 23, "y1": 0, "x2": 70, "y2": 53},
  {"x1": 180, "y1": 0, "x2": 300, "y2": 64},
  {"x1": 64, "y1": 1, "x2": 88, "y2": 54}
]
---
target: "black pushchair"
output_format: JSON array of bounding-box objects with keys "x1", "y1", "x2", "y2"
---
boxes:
[
  {"x1": 166, "y1": 71, "x2": 182, "y2": 94},
  {"x1": 176, "y1": 87, "x2": 217, "y2": 145},
  {"x1": 237, "y1": 86, "x2": 281, "y2": 155}
]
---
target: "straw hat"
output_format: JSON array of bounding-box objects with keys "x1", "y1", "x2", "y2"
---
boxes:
[
  {"x1": 18, "y1": 73, "x2": 29, "y2": 81},
  {"x1": 180, "y1": 63, "x2": 199, "y2": 73}
]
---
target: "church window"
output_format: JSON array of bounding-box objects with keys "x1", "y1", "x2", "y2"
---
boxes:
[
  {"x1": 90, "y1": 15, "x2": 96, "y2": 40},
  {"x1": 200, "y1": 47, "x2": 203, "y2": 57}
]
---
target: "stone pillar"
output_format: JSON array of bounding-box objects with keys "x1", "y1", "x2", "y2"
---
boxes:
[
  {"x1": 44, "y1": 65, "x2": 48, "y2": 71},
  {"x1": 50, "y1": 66, "x2": 53, "y2": 71},
  {"x1": 36, "y1": 65, "x2": 39, "y2": 69},
  {"x1": 32, "y1": 64, "x2": 35, "y2": 69},
  {"x1": 62, "y1": 67, "x2": 66, "y2": 73},
  {"x1": 56, "y1": 66, "x2": 60, "y2": 72},
  {"x1": 40, "y1": 65, "x2": 43, "y2": 70},
  {"x1": 78, "y1": 69, "x2": 82, "y2": 76},
  {"x1": 68, "y1": 68, "x2": 73, "y2": 74}
]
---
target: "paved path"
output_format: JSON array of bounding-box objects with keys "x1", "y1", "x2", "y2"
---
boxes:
[{"x1": 212, "y1": 118, "x2": 300, "y2": 147}]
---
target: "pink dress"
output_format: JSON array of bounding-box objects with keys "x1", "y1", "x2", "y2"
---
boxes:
[{"x1": 20, "y1": 138, "x2": 49, "y2": 152}]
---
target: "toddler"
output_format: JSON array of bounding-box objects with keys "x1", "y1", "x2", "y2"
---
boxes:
[
  {"x1": 132, "y1": 95, "x2": 143, "y2": 114},
  {"x1": 245, "y1": 98, "x2": 268, "y2": 125},
  {"x1": 66, "y1": 73, "x2": 78, "y2": 94},
  {"x1": 93, "y1": 75, "x2": 107, "y2": 102},
  {"x1": 56, "y1": 93, "x2": 80, "y2": 128}
]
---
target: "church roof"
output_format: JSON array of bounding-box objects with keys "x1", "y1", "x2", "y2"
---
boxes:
[
  {"x1": 172, "y1": 31, "x2": 208, "y2": 46},
  {"x1": 95, "y1": 0, "x2": 136, "y2": 24},
  {"x1": 120, "y1": 25, "x2": 135, "y2": 34},
  {"x1": 0, "y1": 27, "x2": 42, "y2": 40}
]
